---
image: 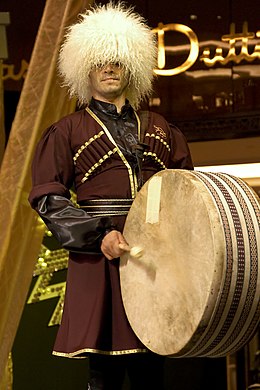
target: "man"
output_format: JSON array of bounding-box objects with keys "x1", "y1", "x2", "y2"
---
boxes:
[{"x1": 29, "y1": 2, "x2": 193, "y2": 389}]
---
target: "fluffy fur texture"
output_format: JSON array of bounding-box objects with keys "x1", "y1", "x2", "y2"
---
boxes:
[{"x1": 58, "y1": 2, "x2": 157, "y2": 109}]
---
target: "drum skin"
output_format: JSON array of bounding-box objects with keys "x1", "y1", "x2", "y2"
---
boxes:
[{"x1": 119, "y1": 169, "x2": 260, "y2": 357}]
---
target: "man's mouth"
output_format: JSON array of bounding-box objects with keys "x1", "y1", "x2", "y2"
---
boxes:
[{"x1": 102, "y1": 77, "x2": 119, "y2": 81}]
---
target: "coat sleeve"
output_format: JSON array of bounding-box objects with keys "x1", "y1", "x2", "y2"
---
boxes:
[
  {"x1": 168, "y1": 124, "x2": 194, "y2": 170},
  {"x1": 28, "y1": 123, "x2": 74, "y2": 206},
  {"x1": 28, "y1": 121, "x2": 114, "y2": 254},
  {"x1": 36, "y1": 195, "x2": 114, "y2": 254}
]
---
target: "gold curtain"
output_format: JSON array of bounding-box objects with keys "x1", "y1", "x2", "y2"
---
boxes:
[
  {"x1": 0, "y1": 0, "x2": 93, "y2": 384},
  {"x1": 0, "y1": 59, "x2": 5, "y2": 165}
]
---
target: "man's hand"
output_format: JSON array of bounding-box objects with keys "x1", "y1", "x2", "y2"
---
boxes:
[{"x1": 101, "y1": 230, "x2": 128, "y2": 260}]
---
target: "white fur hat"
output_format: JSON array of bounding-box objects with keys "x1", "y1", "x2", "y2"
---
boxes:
[{"x1": 58, "y1": 2, "x2": 157, "y2": 109}]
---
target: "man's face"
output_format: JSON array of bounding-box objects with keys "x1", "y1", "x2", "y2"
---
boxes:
[{"x1": 89, "y1": 63, "x2": 129, "y2": 102}]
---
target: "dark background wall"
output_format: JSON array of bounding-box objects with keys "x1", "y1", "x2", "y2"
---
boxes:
[{"x1": 2, "y1": 0, "x2": 260, "y2": 142}]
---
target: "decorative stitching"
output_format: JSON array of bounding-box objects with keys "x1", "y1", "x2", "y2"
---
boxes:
[
  {"x1": 143, "y1": 151, "x2": 166, "y2": 169},
  {"x1": 81, "y1": 148, "x2": 118, "y2": 183},
  {"x1": 52, "y1": 347, "x2": 148, "y2": 359},
  {"x1": 144, "y1": 132, "x2": 171, "y2": 151},
  {"x1": 73, "y1": 130, "x2": 104, "y2": 163},
  {"x1": 85, "y1": 107, "x2": 139, "y2": 197}
]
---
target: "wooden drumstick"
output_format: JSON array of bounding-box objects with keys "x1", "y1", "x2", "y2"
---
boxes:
[
  {"x1": 119, "y1": 243, "x2": 156, "y2": 273},
  {"x1": 119, "y1": 243, "x2": 144, "y2": 258}
]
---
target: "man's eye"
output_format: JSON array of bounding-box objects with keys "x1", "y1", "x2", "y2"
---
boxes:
[{"x1": 112, "y1": 62, "x2": 120, "y2": 68}]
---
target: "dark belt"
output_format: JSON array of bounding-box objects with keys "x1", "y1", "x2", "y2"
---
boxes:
[{"x1": 79, "y1": 198, "x2": 133, "y2": 216}]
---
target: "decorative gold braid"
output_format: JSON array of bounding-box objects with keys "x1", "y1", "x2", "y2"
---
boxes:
[
  {"x1": 53, "y1": 347, "x2": 148, "y2": 358},
  {"x1": 134, "y1": 111, "x2": 141, "y2": 140},
  {"x1": 86, "y1": 107, "x2": 140, "y2": 197},
  {"x1": 145, "y1": 132, "x2": 171, "y2": 151},
  {"x1": 80, "y1": 198, "x2": 132, "y2": 202},
  {"x1": 81, "y1": 147, "x2": 118, "y2": 183},
  {"x1": 143, "y1": 151, "x2": 166, "y2": 169},
  {"x1": 73, "y1": 130, "x2": 104, "y2": 163}
]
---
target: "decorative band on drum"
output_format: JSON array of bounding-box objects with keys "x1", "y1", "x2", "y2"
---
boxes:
[
  {"x1": 79, "y1": 198, "x2": 133, "y2": 217},
  {"x1": 180, "y1": 171, "x2": 235, "y2": 357},
  {"x1": 185, "y1": 171, "x2": 259, "y2": 357},
  {"x1": 208, "y1": 173, "x2": 260, "y2": 356}
]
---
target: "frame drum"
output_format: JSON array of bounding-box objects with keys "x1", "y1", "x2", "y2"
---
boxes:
[{"x1": 120, "y1": 169, "x2": 260, "y2": 357}]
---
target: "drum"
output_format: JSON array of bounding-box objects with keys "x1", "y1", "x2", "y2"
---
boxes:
[{"x1": 119, "y1": 169, "x2": 260, "y2": 357}]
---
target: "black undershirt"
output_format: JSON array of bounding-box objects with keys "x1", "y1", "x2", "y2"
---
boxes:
[{"x1": 89, "y1": 98, "x2": 138, "y2": 167}]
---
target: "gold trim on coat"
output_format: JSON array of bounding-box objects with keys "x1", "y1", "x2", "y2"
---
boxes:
[
  {"x1": 53, "y1": 347, "x2": 148, "y2": 358},
  {"x1": 81, "y1": 148, "x2": 118, "y2": 183},
  {"x1": 145, "y1": 132, "x2": 171, "y2": 151},
  {"x1": 86, "y1": 107, "x2": 141, "y2": 198},
  {"x1": 143, "y1": 151, "x2": 166, "y2": 169},
  {"x1": 73, "y1": 130, "x2": 104, "y2": 163}
]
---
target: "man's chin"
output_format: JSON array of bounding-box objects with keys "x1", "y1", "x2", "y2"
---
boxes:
[{"x1": 102, "y1": 87, "x2": 124, "y2": 98}]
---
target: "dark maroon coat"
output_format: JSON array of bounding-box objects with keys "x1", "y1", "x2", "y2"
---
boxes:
[{"x1": 29, "y1": 107, "x2": 193, "y2": 358}]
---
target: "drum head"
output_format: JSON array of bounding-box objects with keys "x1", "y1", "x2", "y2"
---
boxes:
[{"x1": 120, "y1": 169, "x2": 225, "y2": 356}]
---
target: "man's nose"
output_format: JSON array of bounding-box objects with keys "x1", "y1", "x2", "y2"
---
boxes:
[{"x1": 103, "y1": 64, "x2": 116, "y2": 73}]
